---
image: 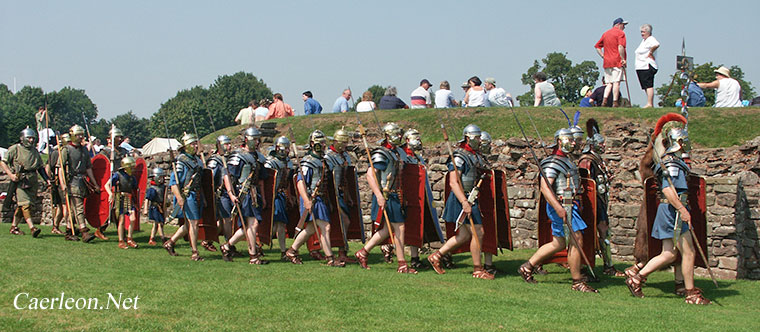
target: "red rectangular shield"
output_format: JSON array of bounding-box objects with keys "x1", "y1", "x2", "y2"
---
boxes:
[
  {"x1": 257, "y1": 169, "x2": 278, "y2": 246},
  {"x1": 198, "y1": 168, "x2": 219, "y2": 242},
  {"x1": 84, "y1": 154, "x2": 110, "y2": 228}
]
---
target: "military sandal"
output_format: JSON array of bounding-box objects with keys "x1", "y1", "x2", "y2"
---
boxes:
[
  {"x1": 684, "y1": 288, "x2": 710, "y2": 305},
  {"x1": 163, "y1": 240, "x2": 178, "y2": 256},
  {"x1": 285, "y1": 248, "x2": 303, "y2": 264},
  {"x1": 625, "y1": 273, "x2": 646, "y2": 298},
  {"x1": 397, "y1": 261, "x2": 418, "y2": 274},
  {"x1": 10, "y1": 226, "x2": 24, "y2": 235},
  {"x1": 191, "y1": 250, "x2": 204, "y2": 261},
  {"x1": 30, "y1": 227, "x2": 41, "y2": 238},
  {"x1": 472, "y1": 266, "x2": 495, "y2": 280},
  {"x1": 355, "y1": 248, "x2": 370, "y2": 269},
  {"x1": 518, "y1": 262, "x2": 537, "y2": 284},
  {"x1": 571, "y1": 279, "x2": 599, "y2": 293},
  {"x1": 427, "y1": 251, "x2": 446, "y2": 275}
]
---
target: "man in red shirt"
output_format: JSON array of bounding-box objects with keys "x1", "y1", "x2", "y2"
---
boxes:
[
  {"x1": 265, "y1": 93, "x2": 295, "y2": 120},
  {"x1": 595, "y1": 17, "x2": 628, "y2": 108}
]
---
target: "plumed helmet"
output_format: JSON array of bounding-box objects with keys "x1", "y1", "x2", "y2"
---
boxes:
[
  {"x1": 150, "y1": 167, "x2": 165, "y2": 178},
  {"x1": 216, "y1": 135, "x2": 231, "y2": 144},
  {"x1": 404, "y1": 128, "x2": 422, "y2": 151},
  {"x1": 181, "y1": 132, "x2": 198, "y2": 146},
  {"x1": 569, "y1": 125, "x2": 585, "y2": 153},
  {"x1": 480, "y1": 131, "x2": 492, "y2": 154},
  {"x1": 244, "y1": 127, "x2": 262, "y2": 139},
  {"x1": 383, "y1": 122, "x2": 403, "y2": 145},
  {"x1": 664, "y1": 126, "x2": 690, "y2": 155},
  {"x1": 21, "y1": 127, "x2": 37, "y2": 139},
  {"x1": 554, "y1": 128, "x2": 574, "y2": 154},
  {"x1": 69, "y1": 125, "x2": 85, "y2": 136},
  {"x1": 110, "y1": 126, "x2": 124, "y2": 138},
  {"x1": 120, "y1": 156, "x2": 136, "y2": 169}
]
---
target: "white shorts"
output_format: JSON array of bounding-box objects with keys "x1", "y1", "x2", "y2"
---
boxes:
[{"x1": 604, "y1": 67, "x2": 623, "y2": 83}]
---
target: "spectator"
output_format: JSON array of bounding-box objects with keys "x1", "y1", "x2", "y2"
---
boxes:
[
  {"x1": 595, "y1": 17, "x2": 628, "y2": 107},
  {"x1": 266, "y1": 93, "x2": 295, "y2": 120},
  {"x1": 302, "y1": 91, "x2": 323, "y2": 115},
  {"x1": 255, "y1": 98, "x2": 271, "y2": 122},
  {"x1": 434, "y1": 81, "x2": 459, "y2": 108},
  {"x1": 91, "y1": 137, "x2": 104, "y2": 154},
  {"x1": 120, "y1": 137, "x2": 135, "y2": 153},
  {"x1": 235, "y1": 100, "x2": 257, "y2": 125},
  {"x1": 35, "y1": 106, "x2": 46, "y2": 132},
  {"x1": 356, "y1": 91, "x2": 376, "y2": 113},
  {"x1": 410, "y1": 79, "x2": 433, "y2": 108},
  {"x1": 533, "y1": 72, "x2": 561, "y2": 107},
  {"x1": 697, "y1": 66, "x2": 743, "y2": 107},
  {"x1": 378, "y1": 86, "x2": 409, "y2": 110},
  {"x1": 463, "y1": 76, "x2": 486, "y2": 107},
  {"x1": 332, "y1": 89, "x2": 352, "y2": 113},
  {"x1": 460, "y1": 82, "x2": 470, "y2": 107},
  {"x1": 483, "y1": 77, "x2": 512, "y2": 107},
  {"x1": 589, "y1": 77, "x2": 620, "y2": 107},
  {"x1": 635, "y1": 24, "x2": 659, "y2": 108},
  {"x1": 579, "y1": 86, "x2": 593, "y2": 107}
]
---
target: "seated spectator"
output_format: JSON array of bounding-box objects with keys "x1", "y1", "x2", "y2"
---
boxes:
[
  {"x1": 434, "y1": 81, "x2": 459, "y2": 108},
  {"x1": 410, "y1": 79, "x2": 432, "y2": 108},
  {"x1": 254, "y1": 99, "x2": 270, "y2": 122},
  {"x1": 463, "y1": 76, "x2": 486, "y2": 107},
  {"x1": 332, "y1": 89, "x2": 352, "y2": 113},
  {"x1": 460, "y1": 82, "x2": 469, "y2": 107},
  {"x1": 266, "y1": 93, "x2": 294, "y2": 120},
  {"x1": 378, "y1": 86, "x2": 408, "y2": 110},
  {"x1": 579, "y1": 86, "x2": 593, "y2": 107},
  {"x1": 483, "y1": 77, "x2": 512, "y2": 107},
  {"x1": 590, "y1": 78, "x2": 620, "y2": 107},
  {"x1": 302, "y1": 91, "x2": 323, "y2": 115},
  {"x1": 235, "y1": 100, "x2": 257, "y2": 125},
  {"x1": 533, "y1": 72, "x2": 561, "y2": 107},
  {"x1": 356, "y1": 91, "x2": 376, "y2": 113},
  {"x1": 697, "y1": 66, "x2": 742, "y2": 107}
]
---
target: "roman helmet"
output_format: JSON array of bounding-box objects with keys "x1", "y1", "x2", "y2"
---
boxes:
[
  {"x1": 150, "y1": 167, "x2": 165, "y2": 179},
  {"x1": 383, "y1": 122, "x2": 403, "y2": 146},
  {"x1": 69, "y1": 125, "x2": 86, "y2": 144},
  {"x1": 652, "y1": 113, "x2": 689, "y2": 159},
  {"x1": 554, "y1": 128, "x2": 574, "y2": 154},
  {"x1": 309, "y1": 130, "x2": 327, "y2": 157},
  {"x1": 583, "y1": 118, "x2": 605, "y2": 154},
  {"x1": 664, "y1": 125, "x2": 691, "y2": 157},
  {"x1": 181, "y1": 132, "x2": 198, "y2": 155},
  {"x1": 60, "y1": 133, "x2": 71, "y2": 145},
  {"x1": 480, "y1": 131, "x2": 492, "y2": 155},
  {"x1": 244, "y1": 127, "x2": 262, "y2": 150},
  {"x1": 569, "y1": 125, "x2": 585, "y2": 154},
  {"x1": 460, "y1": 124, "x2": 482, "y2": 150},
  {"x1": 20, "y1": 127, "x2": 37, "y2": 148},
  {"x1": 110, "y1": 127, "x2": 124, "y2": 138},
  {"x1": 333, "y1": 127, "x2": 350, "y2": 151},
  {"x1": 403, "y1": 128, "x2": 422, "y2": 151},
  {"x1": 216, "y1": 135, "x2": 231, "y2": 154},
  {"x1": 274, "y1": 136, "x2": 291, "y2": 159},
  {"x1": 120, "y1": 156, "x2": 136, "y2": 175}
]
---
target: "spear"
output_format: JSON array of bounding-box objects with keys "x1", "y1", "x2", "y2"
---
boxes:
[
  {"x1": 189, "y1": 106, "x2": 206, "y2": 165},
  {"x1": 48, "y1": 102, "x2": 77, "y2": 237}
]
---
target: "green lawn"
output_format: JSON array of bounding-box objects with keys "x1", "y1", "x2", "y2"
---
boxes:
[
  {"x1": 203, "y1": 107, "x2": 760, "y2": 149},
  {"x1": 1, "y1": 224, "x2": 757, "y2": 331}
]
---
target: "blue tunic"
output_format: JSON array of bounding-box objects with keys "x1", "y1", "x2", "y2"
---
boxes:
[
  {"x1": 227, "y1": 157, "x2": 266, "y2": 220},
  {"x1": 297, "y1": 168, "x2": 330, "y2": 222},
  {"x1": 145, "y1": 186, "x2": 165, "y2": 224},
  {"x1": 273, "y1": 192, "x2": 289, "y2": 224},
  {"x1": 441, "y1": 157, "x2": 482, "y2": 224},
  {"x1": 651, "y1": 165, "x2": 690, "y2": 240},
  {"x1": 368, "y1": 158, "x2": 404, "y2": 223},
  {"x1": 169, "y1": 154, "x2": 203, "y2": 220},
  {"x1": 546, "y1": 201, "x2": 587, "y2": 237}
]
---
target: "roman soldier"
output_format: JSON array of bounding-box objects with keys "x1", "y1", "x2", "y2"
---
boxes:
[
  {"x1": 283, "y1": 130, "x2": 344, "y2": 267},
  {"x1": 428, "y1": 124, "x2": 494, "y2": 280},
  {"x1": 517, "y1": 127, "x2": 597, "y2": 292},
  {"x1": 46, "y1": 133, "x2": 70, "y2": 235},
  {"x1": 163, "y1": 132, "x2": 206, "y2": 261},
  {"x1": 354, "y1": 123, "x2": 416, "y2": 274},
  {"x1": 323, "y1": 128, "x2": 361, "y2": 264},
  {"x1": 219, "y1": 127, "x2": 269, "y2": 264},
  {"x1": 105, "y1": 156, "x2": 139, "y2": 249},
  {"x1": 263, "y1": 136, "x2": 296, "y2": 260},
  {"x1": 578, "y1": 119, "x2": 623, "y2": 276},
  {"x1": 207, "y1": 135, "x2": 235, "y2": 245},
  {"x1": 0, "y1": 127, "x2": 49, "y2": 238},
  {"x1": 625, "y1": 114, "x2": 710, "y2": 304},
  {"x1": 143, "y1": 167, "x2": 167, "y2": 245},
  {"x1": 58, "y1": 125, "x2": 99, "y2": 243},
  {"x1": 478, "y1": 131, "x2": 500, "y2": 275},
  {"x1": 97, "y1": 126, "x2": 130, "y2": 240}
]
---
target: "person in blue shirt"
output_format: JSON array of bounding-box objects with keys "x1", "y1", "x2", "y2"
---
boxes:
[
  {"x1": 579, "y1": 86, "x2": 593, "y2": 107},
  {"x1": 331, "y1": 89, "x2": 352, "y2": 113},
  {"x1": 105, "y1": 156, "x2": 140, "y2": 250},
  {"x1": 143, "y1": 167, "x2": 167, "y2": 246},
  {"x1": 302, "y1": 91, "x2": 323, "y2": 115}
]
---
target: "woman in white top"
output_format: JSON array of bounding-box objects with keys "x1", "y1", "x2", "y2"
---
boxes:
[
  {"x1": 356, "y1": 91, "x2": 376, "y2": 113},
  {"x1": 635, "y1": 24, "x2": 660, "y2": 108},
  {"x1": 464, "y1": 76, "x2": 486, "y2": 107},
  {"x1": 434, "y1": 81, "x2": 459, "y2": 108},
  {"x1": 698, "y1": 66, "x2": 743, "y2": 107}
]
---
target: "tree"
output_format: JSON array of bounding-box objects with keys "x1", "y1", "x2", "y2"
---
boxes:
[
  {"x1": 207, "y1": 72, "x2": 272, "y2": 129},
  {"x1": 149, "y1": 86, "x2": 209, "y2": 139},
  {"x1": 0, "y1": 97, "x2": 35, "y2": 147},
  {"x1": 111, "y1": 111, "x2": 151, "y2": 147},
  {"x1": 45, "y1": 87, "x2": 98, "y2": 134},
  {"x1": 517, "y1": 52, "x2": 599, "y2": 106},
  {"x1": 366, "y1": 85, "x2": 386, "y2": 107},
  {"x1": 656, "y1": 62, "x2": 756, "y2": 107}
]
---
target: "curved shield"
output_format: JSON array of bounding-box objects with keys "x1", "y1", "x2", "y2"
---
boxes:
[
  {"x1": 258, "y1": 169, "x2": 277, "y2": 246},
  {"x1": 443, "y1": 171, "x2": 467, "y2": 254},
  {"x1": 285, "y1": 173, "x2": 299, "y2": 238},
  {"x1": 344, "y1": 166, "x2": 365, "y2": 243},
  {"x1": 84, "y1": 154, "x2": 110, "y2": 228},
  {"x1": 124, "y1": 157, "x2": 147, "y2": 231},
  {"x1": 477, "y1": 171, "x2": 498, "y2": 255},
  {"x1": 493, "y1": 170, "x2": 513, "y2": 251},
  {"x1": 198, "y1": 168, "x2": 219, "y2": 242},
  {"x1": 402, "y1": 164, "x2": 427, "y2": 248},
  {"x1": 324, "y1": 170, "x2": 346, "y2": 248}
]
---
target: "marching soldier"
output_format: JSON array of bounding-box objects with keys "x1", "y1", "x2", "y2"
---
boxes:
[
  {"x1": 578, "y1": 119, "x2": 624, "y2": 276},
  {"x1": 163, "y1": 132, "x2": 206, "y2": 261},
  {"x1": 478, "y1": 131, "x2": 501, "y2": 275},
  {"x1": 625, "y1": 115, "x2": 710, "y2": 304},
  {"x1": 264, "y1": 136, "x2": 296, "y2": 260},
  {"x1": 428, "y1": 124, "x2": 494, "y2": 280},
  {"x1": 324, "y1": 128, "x2": 360, "y2": 264},
  {"x1": 1, "y1": 128, "x2": 49, "y2": 238},
  {"x1": 517, "y1": 128, "x2": 597, "y2": 292},
  {"x1": 97, "y1": 126, "x2": 130, "y2": 240},
  {"x1": 284, "y1": 130, "x2": 344, "y2": 267},
  {"x1": 207, "y1": 135, "x2": 234, "y2": 249},
  {"x1": 46, "y1": 133, "x2": 70, "y2": 235},
  {"x1": 59, "y1": 125, "x2": 100, "y2": 243},
  {"x1": 143, "y1": 167, "x2": 167, "y2": 245},
  {"x1": 354, "y1": 123, "x2": 416, "y2": 274},
  {"x1": 105, "y1": 157, "x2": 140, "y2": 249},
  {"x1": 219, "y1": 127, "x2": 269, "y2": 264}
]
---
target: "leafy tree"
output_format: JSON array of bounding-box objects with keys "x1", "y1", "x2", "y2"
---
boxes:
[
  {"x1": 207, "y1": 72, "x2": 272, "y2": 129},
  {"x1": 111, "y1": 111, "x2": 151, "y2": 147},
  {"x1": 366, "y1": 85, "x2": 386, "y2": 107},
  {"x1": 0, "y1": 97, "x2": 36, "y2": 147},
  {"x1": 149, "y1": 86, "x2": 209, "y2": 139},
  {"x1": 517, "y1": 52, "x2": 599, "y2": 106},
  {"x1": 656, "y1": 62, "x2": 756, "y2": 107},
  {"x1": 45, "y1": 87, "x2": 98, "y2": 134},
  {"x1": 89, "y1": 118, "x2": 111, "y2": 143},
  {"x1": 15, "y1": 86, "x2": 45, "y2": 110}
]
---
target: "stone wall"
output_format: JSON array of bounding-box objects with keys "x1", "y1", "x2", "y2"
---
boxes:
[{"x1": 3, "y1": 121, "x2": 759, "y2": 280}]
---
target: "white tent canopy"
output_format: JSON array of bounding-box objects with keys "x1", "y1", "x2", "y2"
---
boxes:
[{"x1": 141, "y1": 138, "x2": 180, "y2": 156}]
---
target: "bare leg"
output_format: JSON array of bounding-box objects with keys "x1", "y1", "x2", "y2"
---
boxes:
[
  {"x1": 117, "y1": 217, "x2": 125, "y2": 242},
  {"x1": 612, "y1": 82, "x2": 621, "y2": 102},
  {"x1": 410, "y1": 246, "x2": 419, "y2": 259},
  {"x1": 318, "y1": 220, "x2": 333, "y2": 257},
  {"x1": 188, "y1": 219, "x2": 199, "y2": 252},
  {"x1": 392, "y1": 223, "x2": 405, "y2": 261},
  {"x1": 644, "y1": 87, "x2": 655, "y2": 108},
  {"x1": 639, "y1": 239, "x2": 678, "y2": 277},
  {"x1": 470, "y1": 225, "x2": 484, "y2": 267},
  {"x1": 275, "y1": 222, "x2": 287, "y2": 252},
  {"x1": 150, "y1": 223, "x2": 157, "y2": 239},
  {"x1": 528, "y1": 236, "x2": 566, "y2": 266},
  {"x1": 127, "y1": 213, "x2": 135, "y2": 239},
  {"x1": 363, "y1": 226, "x2": 390, "y2": 252},
  {"x1": 567, "y1": 231, "x2": 583, "y2": 280},
  {"x1": 439, "y1": 226, "x2": 472, "y2": 254},
  {"x1": 679, "y1": 234, "x2": 696, "y2": 290},
  {"x1": 291, "y1": 222, "x2": 317, "y2": 250},
  {"x1": 603, "y1": 83, "x2": 612, "y2": 101},
  {"x1": 170, "y1": 222, "x2": 189, "y2": 243},
  {"x1": 158, "y1": 224, "x2": 164, "y2": 238}
]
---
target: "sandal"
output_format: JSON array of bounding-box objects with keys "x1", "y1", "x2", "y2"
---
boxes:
[
  {"x1": 126, "y1": 238, "x2": 139, "y2": 248},
  {"x1": 30, "y1": 227, "x2": 41, "y2": 238},
  {"x1": 472, "y1": 266, "x2": 495, "y2": 280},
  {"x1": 684, "y1": 288, "x2": 710, "y2": 305},
  {"x1": 163, "y1": 240, "x2": 178, "y2": 256},
  {"x1": 94, "y1": 229, "x2": 108, "y2": 240},
  {"x1": 249, "y1": 255, "x2": 269, "y2": 265},
  {"x1": 309, "y1": 250, "x2": 325, "y2": 261},
  {"x1": 571, "y1": 279, "x2": 599, "y2": 293},
  {"x1": 625, "y1": 273, "x2": 646, "y2": 298},
  {"x1": 325, "y1": 256, "x2": 345, "y2": 267},
  {"x1": 674, "y1": 280, "x2": 686, "y2": 297},
  {"x1": 518, "y1": 261, "x2": 537, "y2": 284},
  {"x1": 191, "y1": 250, "x2": 204, "y2": 261},
  {"x1": 397, "y1": 261, "x2": 418, "y2": 274},
  {"x1": 427, "y1": 251, "x2": 446, "y2": 275},
  {"x1": 51, "y1": 227, "x2": 63, "y2": 235},
  {"x1": 534, "y1": 265, "x2": 548, "y2": 275},
  {"x1": 118, "y1": 241, "x2": 128, "y2": 249},
  {"x1": 441, "y1": 253, "x2": 455, "y2": 269},
  {"x1": 484, "y1": 264, "x2": 501, "y2": 275},
  {"x1": 220, "y1": 243, "x2": 234, "y2": 262},
  {"x1": 80, "y1": 228, "x2": 95, "y2": 243},
  {"x1": 201, "y1": 240, "x2": 217, "y2": 252},
  {"x1": 280, "y1": 251, "x2": 288, "y2": 261},
  {"x1": 148, "y1": 238, "x2": 157, "y2": 246},
  {"x1": 285, "y1": 248, "x2": 303, "y2": 265},
  {"x1": 624, "y1": 264, "x2": 642, "y2": 279},
  {"x1": 64, "y1": 234, "x2": 80, "y2": 241},
  {"x1": 603, "y1": 266, "x2": 626, "y2": 277},
  {"x1": 10, "y1": 226, "x2": 24, "y2": 235},
  {"x1": 410, "y1": 257, "x2": 428, "y2": 270},
  {"x1": 381, "y1": 244, "x2": 394, "y2": 263},
  {"x1": 355, "y1": 248, "x2": 370, "y2": 269},
  {"x1": 338, "y1": 250, "x2": 357, "y2": 264}
]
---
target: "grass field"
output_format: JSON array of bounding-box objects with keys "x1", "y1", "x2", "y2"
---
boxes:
[{"x1": 1, "y1": 224, "x2": 758, "y2": 331}]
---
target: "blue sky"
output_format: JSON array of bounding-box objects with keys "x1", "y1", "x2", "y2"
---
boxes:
[{"x1": 1, "y1": 1, "x2": 758, "y2": 119}]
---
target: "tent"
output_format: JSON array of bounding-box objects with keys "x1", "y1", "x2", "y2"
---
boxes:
[{"x1": 141, "y1": 138, "x2": 180, "y2": 156}]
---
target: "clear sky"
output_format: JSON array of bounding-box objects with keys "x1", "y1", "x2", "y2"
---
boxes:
[{"x1": 2, "y1": 1, "x2": 758, "y2": 119}]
